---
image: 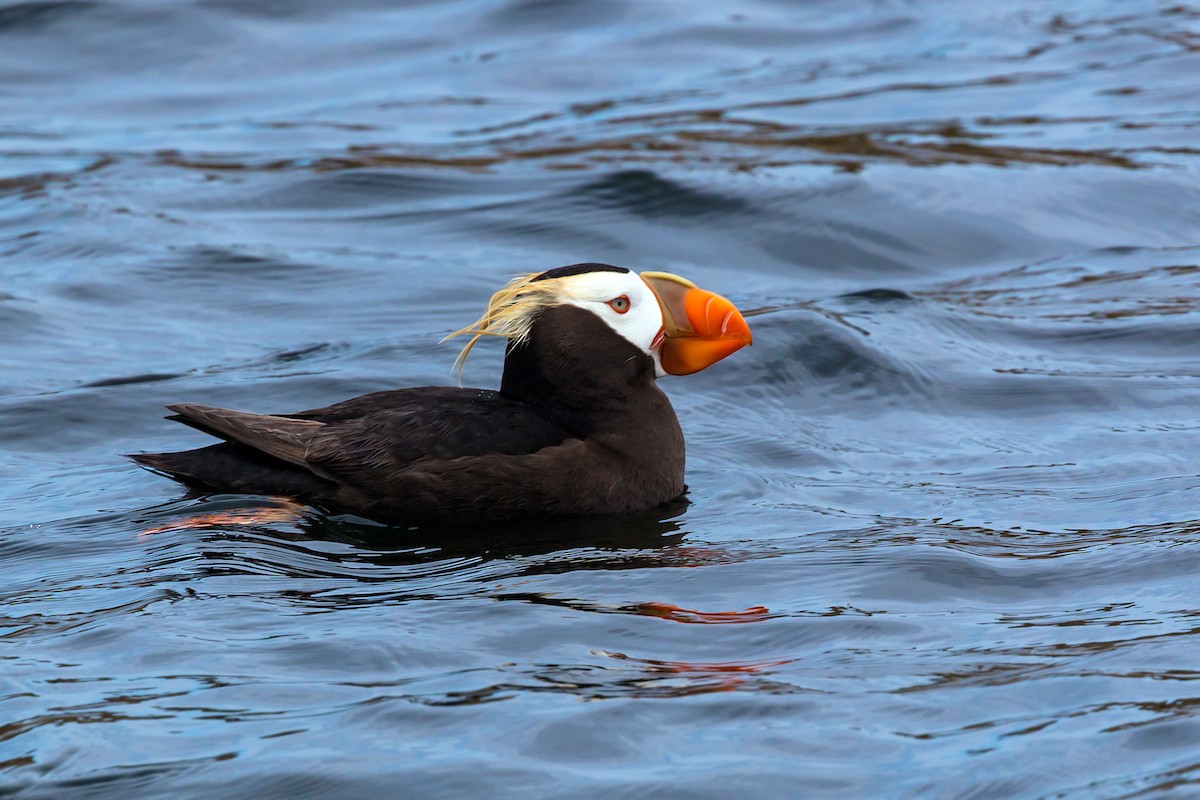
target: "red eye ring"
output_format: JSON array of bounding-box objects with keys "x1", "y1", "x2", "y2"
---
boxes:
[{"x1": 607, "y1": 295, "x2": 631, "y2": 314}]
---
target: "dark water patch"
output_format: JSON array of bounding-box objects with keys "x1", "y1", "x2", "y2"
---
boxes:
[
  {"x1": 487, "y1": 0, "x2": 629, "y2": 28},
  {"x1": 0, "y1": 1, "x2": 98, "y2": 34},
  {"x1": 839, "y1": 287, "x2": 914, "y2": 302},
  {"x1": 791, "y1": 331, "x2": 926, "y2": 395},
  {"x1": 744, "y1": 309, "x2": 932, "y2": 402},
  {"x1": 80, "y1": 373, "x2": 186, "y2": 389},
  {"x1": 759, "y1": 227, "x2": 919, "y2": 274},
  {"x1": 232, "y1": 170, "x2": 482, "y2": 212},
  {"x1": 195, "y1": 0, "x2": 380, "y2": 21},
  {"x1": 567, "y1": 169, "x2": 751, "y2": 219},
  {"x1": 464, "y1": 213, "x2": 624, "y2": 252},
  {"x1": 146, "y1": 247, "x2": 324, "y2": 282},
  {"x1": 0, "y1": 392, "x2": 148, "y2": 451},
  {"x1": 127, "y1": 247, "x2": 364, "y2": 314},
  {"x1": 0, "y1": 293, "x2": 44, "y2": 337}
]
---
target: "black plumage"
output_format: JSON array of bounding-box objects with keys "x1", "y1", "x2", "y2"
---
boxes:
[{"x1": 131, "y1": 304, "x2": 685, "y2": 523}]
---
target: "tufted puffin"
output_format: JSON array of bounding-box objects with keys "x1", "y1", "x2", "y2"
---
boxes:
[{"x1": 130, "y1": 263, "x2": 752, "y2": 523}]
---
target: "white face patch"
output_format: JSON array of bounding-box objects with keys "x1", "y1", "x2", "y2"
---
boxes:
[{"x1": 555, "y1": 270, "x2": 668, "y2": 376}]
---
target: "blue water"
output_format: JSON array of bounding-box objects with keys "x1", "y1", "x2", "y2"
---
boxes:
[{"x1": 3, "y1": 1, "x2": 1200, "y2": 797}]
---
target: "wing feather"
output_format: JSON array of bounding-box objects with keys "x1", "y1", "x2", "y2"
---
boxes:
[{"x1": 165, "y1": 403, "x2": 325, "y2": 471}]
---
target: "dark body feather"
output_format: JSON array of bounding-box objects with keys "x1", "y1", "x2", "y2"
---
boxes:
[{"x1": 131, "y1": 305, "x2": 686, "y2": 523}]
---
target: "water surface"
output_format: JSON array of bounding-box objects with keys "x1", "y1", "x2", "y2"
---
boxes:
[{"x1": 3, "y1": 1, "x2": 1200, "y2": 797}]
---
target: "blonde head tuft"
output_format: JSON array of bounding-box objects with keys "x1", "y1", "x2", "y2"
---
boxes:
[{"x1": 442, "y1": 273, "x2": 571, "y2": 380}]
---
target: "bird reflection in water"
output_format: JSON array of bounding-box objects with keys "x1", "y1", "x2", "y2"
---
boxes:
[{"x1": 135, "y1": 493, "x2": 769, "y2": 621}]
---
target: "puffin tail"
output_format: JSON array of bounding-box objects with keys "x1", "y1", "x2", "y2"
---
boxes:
[
  {"x1": 126, "y1": 450, "x2": 210, "y2": 486},
  {"x1": 126, "y1": 444, "x2": 336, "y2": 498}
]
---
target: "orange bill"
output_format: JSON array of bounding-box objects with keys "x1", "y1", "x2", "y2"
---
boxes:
[{"x1": 642, "y1": 271, "x2": 753, "y2": 375}]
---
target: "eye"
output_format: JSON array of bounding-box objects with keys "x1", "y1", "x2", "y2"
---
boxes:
[{"x1": 607, "y1": 295, "x2": 631, "y2": 314}]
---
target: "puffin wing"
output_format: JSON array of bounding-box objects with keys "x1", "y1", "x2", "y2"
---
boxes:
[
  {"x1": 137, "y1": 389, "x2": 577, "y2": 499},
  {"x1": 291, "y1": 387, "x2": 574, "y2": 467},
  {"x1": 306, "y1": 436, "x2": 681, "y2": 523},
  {"x1": 164, "y1": 403, "x2": 337, "y2": 480}
]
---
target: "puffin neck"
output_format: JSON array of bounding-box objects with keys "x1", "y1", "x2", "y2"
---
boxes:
[{"x1": 498, "y1": 305, "x2": 656, "y2": 434}]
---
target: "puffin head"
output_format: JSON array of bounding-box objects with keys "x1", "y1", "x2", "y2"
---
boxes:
[{"x1": 447, "y1": 263, "x2": 752, "y2": 380}]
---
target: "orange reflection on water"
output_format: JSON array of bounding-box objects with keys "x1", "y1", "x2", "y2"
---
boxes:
[
  {"x1": 632, "y1": 601, "x2": 770, "y2": 624},
  {"x1": 140, "y1": 500, "x2": 305, "y2": 536},
  {"x1": 596, "y1": 650, "x2": 792, "y2": 695}
]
